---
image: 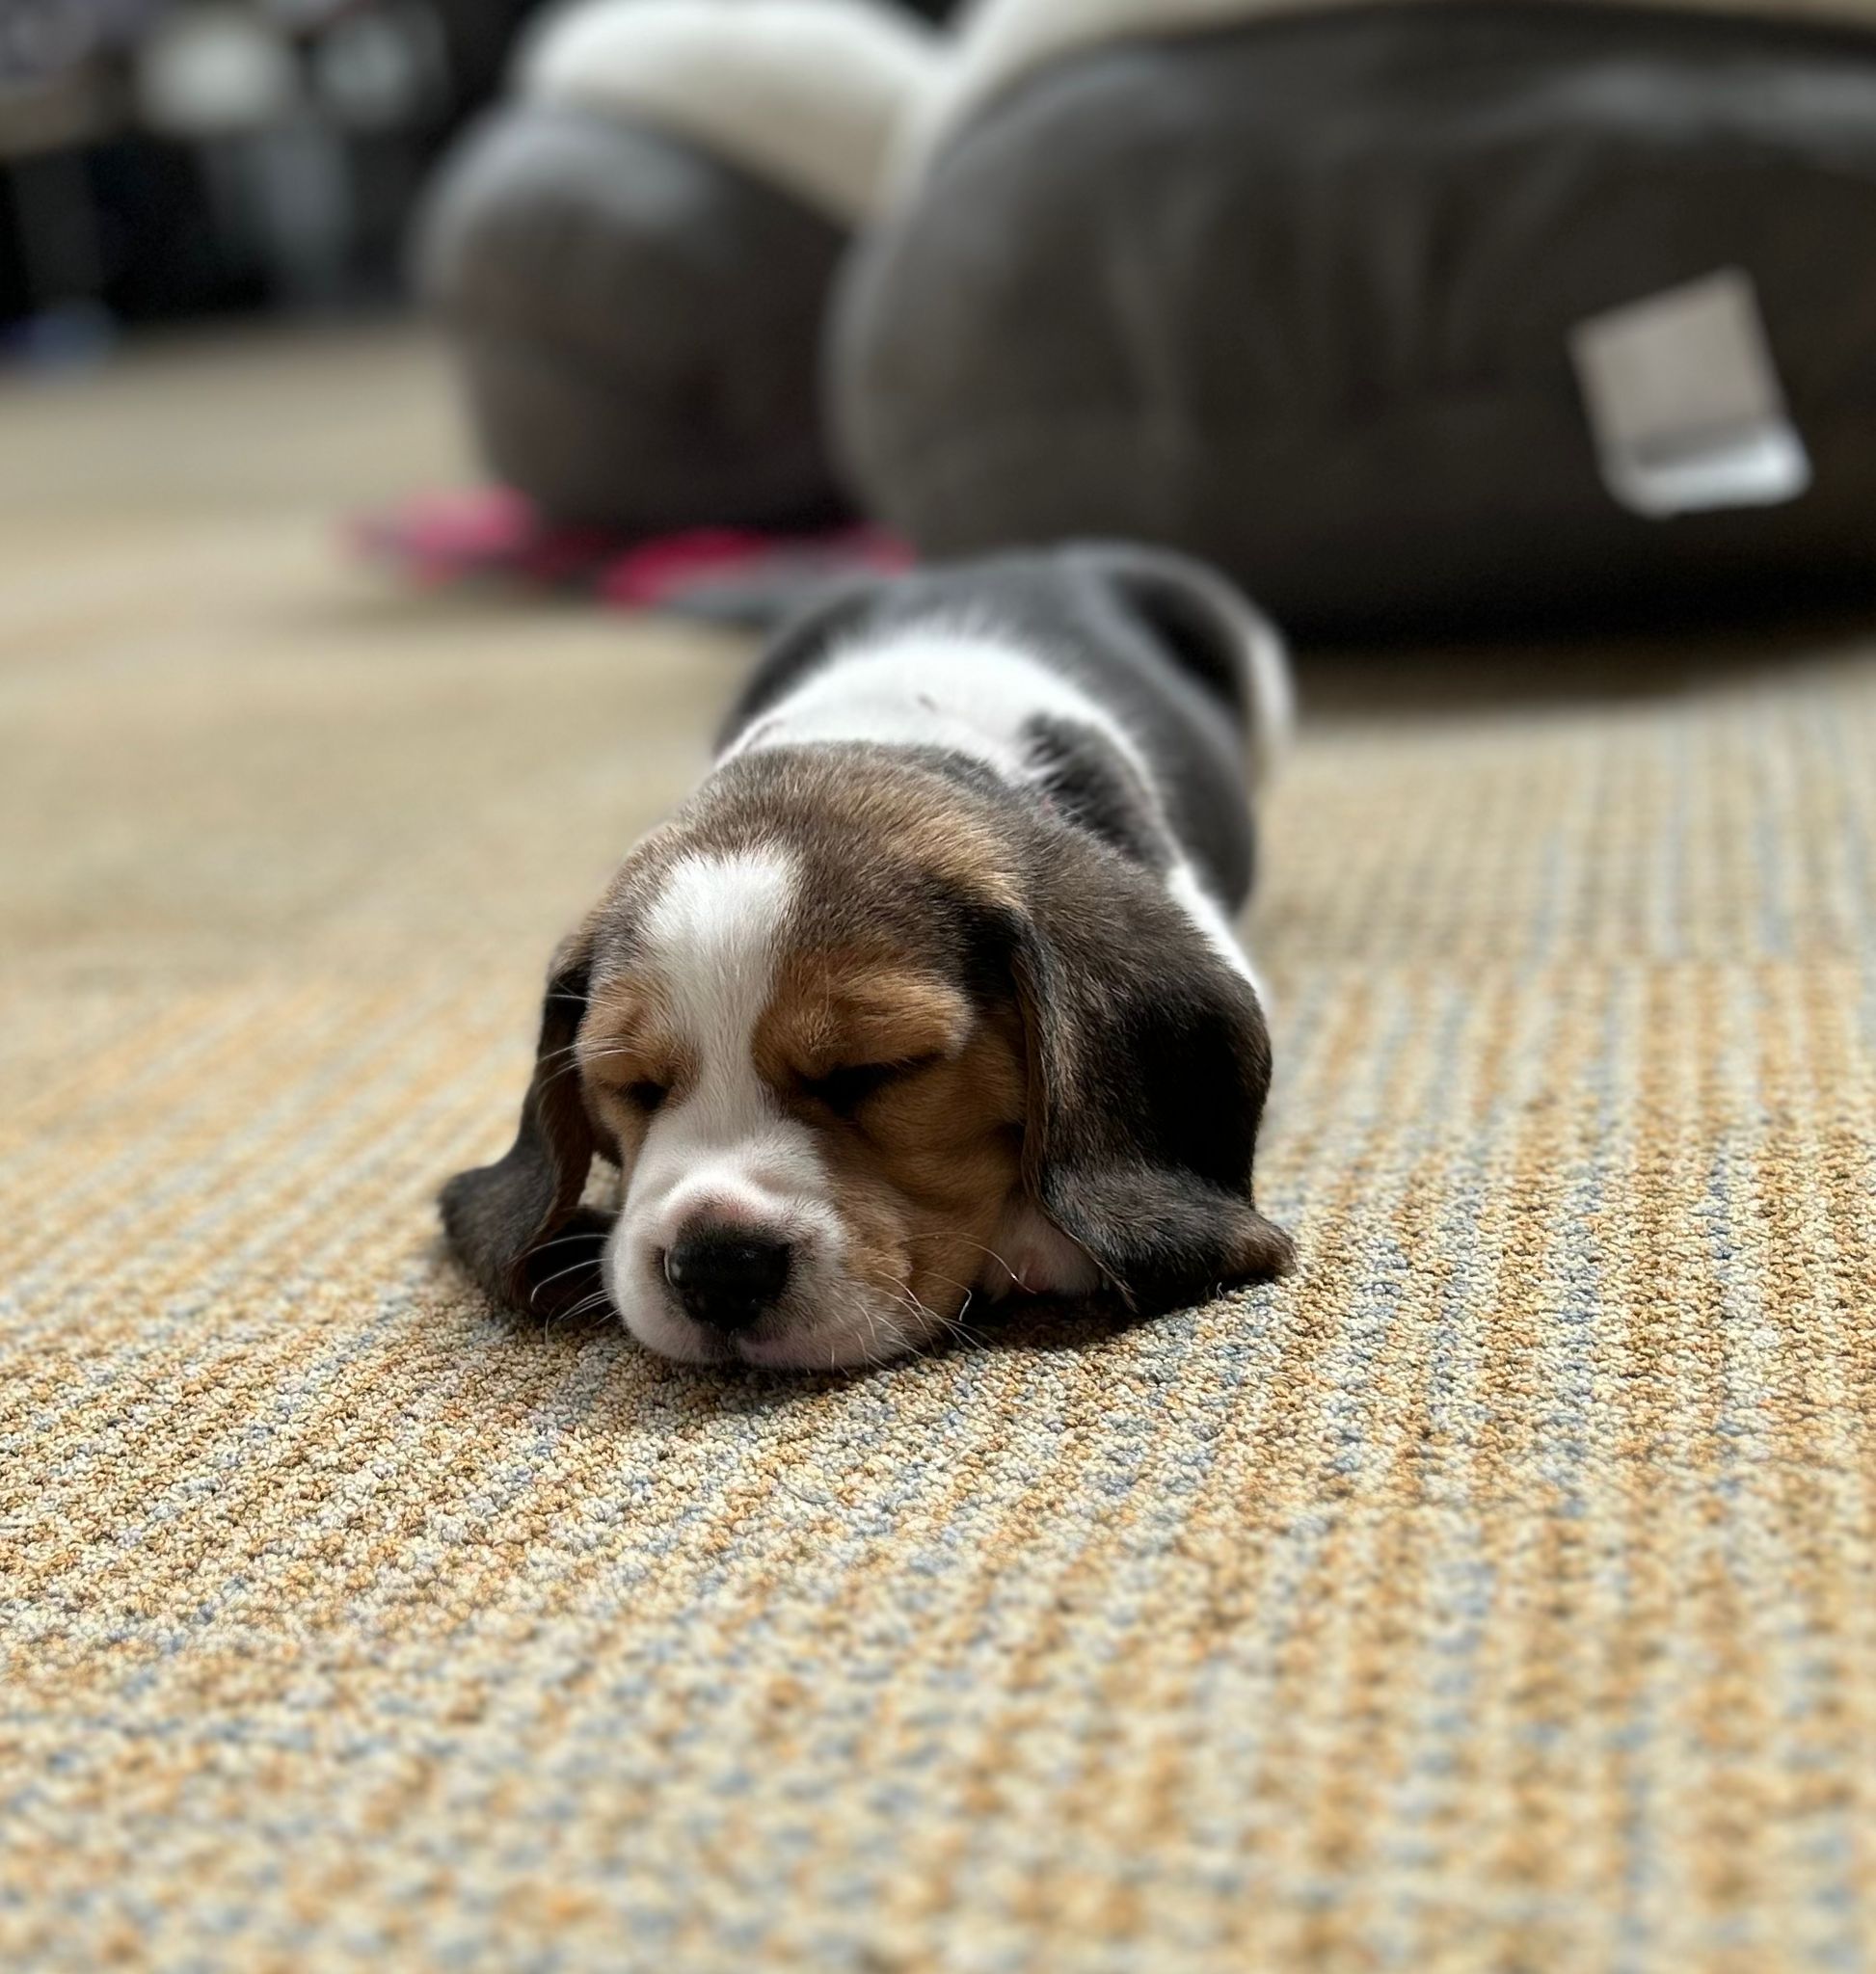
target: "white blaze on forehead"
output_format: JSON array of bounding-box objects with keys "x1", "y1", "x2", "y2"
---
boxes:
[
  {"x1": 639, "y1": 845, "x2": 796, "y2": 1068},
  {"x1": 610, "y1": 843, "x2": 851, "y2": 1362},
  {"x1": 622, "y1": 843, "x2": 832, "y2": 1257}
]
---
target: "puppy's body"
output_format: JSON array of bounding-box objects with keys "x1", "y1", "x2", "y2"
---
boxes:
[
  {"x1": 726, "y1": 548, "x2": 1290, "y2": 911},
  {"x1": 444, "y1": 546, "x2": 1294, "y2": 1369}
]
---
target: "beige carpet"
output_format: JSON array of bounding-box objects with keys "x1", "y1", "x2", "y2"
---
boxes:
[{"x1": 4, "y1": 328, "x2": 1875, "y2": 1973}]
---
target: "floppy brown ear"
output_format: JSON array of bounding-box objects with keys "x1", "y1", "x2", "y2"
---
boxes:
[
  {"x1": 1004, "y1": 856, "x2": 1294, "y2": 1315},
  {"x1": 440, "y1": 936, "x2": 607, "y2": 1320}
]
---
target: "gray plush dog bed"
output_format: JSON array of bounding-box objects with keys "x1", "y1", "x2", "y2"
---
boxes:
[
  {"x1": 420, "y1": 104, "x2": 854, "y2": 531},
  {"x1": 834, "y1": 1, "x2": 1876, "y2": 630},
  {"x1": 416, "y1": 0, "x2": 937, "y2": 534},
  {"x1": 417, "y1": 0, "x2": 1876, "y2": 630}
]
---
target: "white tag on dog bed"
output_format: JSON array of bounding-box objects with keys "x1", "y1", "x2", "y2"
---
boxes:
[{"x1": 1570, "y1": 269, "x2": 1811, "y2": 519}]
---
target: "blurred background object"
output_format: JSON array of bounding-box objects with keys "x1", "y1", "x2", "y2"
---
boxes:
[
  {"x1": 413, "y1": 0, "x2": 945, "y2": 541},
  {"x1": 0, "y1": 0, "x2": 557, "y2": 355},
  {"x1": 10, "y1": 0, "x2": 1876, "y2": 639},
  {"x1": 0, "y1": 0, "x2": 964, "y2": 362},
  {"x1": 831, "y1": 0, "x2": 1876, "y2": 635},
  {"x1": 393, "y1": 0, "x2": 1876, "y2": 637}
]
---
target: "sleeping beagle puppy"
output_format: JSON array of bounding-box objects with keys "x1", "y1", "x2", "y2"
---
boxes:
[{"x1": 442, "y1": 544, "x2": 1295, "y2": 1368}]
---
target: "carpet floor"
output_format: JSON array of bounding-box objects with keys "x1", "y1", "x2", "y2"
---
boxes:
[{"x1": 4, "y1": 329, "x2": 1875, "y2": 1973}]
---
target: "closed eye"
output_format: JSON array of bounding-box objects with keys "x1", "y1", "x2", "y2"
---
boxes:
[{"x1": 802, "y1": 1056, "x2": 936, "y2": 1117}]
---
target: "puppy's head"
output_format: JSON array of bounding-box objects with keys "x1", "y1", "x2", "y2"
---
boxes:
[{"x1": 442, "y1": 748, "x2": 1290, "y2": 1368}]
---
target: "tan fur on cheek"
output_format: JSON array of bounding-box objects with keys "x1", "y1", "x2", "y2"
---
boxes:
[
  {"x1": 576, "y1": 979, "x2": 699, "y2": 1101},
  {"x1": 585, "y1": 1095, "x2": 652, "y2": 1187},
  {"x1": 817, "y1": 1014, "x2": 1031, "y2": 1339},
  {"x1": 576, "y1": 975, "x2": 699, "y2": 1197}
]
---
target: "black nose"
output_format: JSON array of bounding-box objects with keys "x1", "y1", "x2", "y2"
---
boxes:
[{"x1": 664, "y1": 1228, "x2": 792, "y2": 1331}]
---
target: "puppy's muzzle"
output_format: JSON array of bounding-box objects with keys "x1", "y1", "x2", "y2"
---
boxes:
[{"x1": 663, "y1": 1225, "x2": 792, "y2": 1333}]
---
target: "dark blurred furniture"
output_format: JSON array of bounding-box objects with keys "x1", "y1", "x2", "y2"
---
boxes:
[
  {"x1": 0, "y1": 0, "x2": 558, "y2": 338},
  {"x1": 835, "y1": 2, "x2": 1876, "y2": 634},
  {"x1": 0, "y1": 0, "x2": 958, "y2": 341},
  {"x1": 416, "y1": 0, "x2": 943, "y2": 531}
]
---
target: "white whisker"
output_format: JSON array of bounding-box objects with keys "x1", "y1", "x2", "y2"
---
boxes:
[{"x1": 527, "y1": 1253, "x2": 606, "y2": 1305}]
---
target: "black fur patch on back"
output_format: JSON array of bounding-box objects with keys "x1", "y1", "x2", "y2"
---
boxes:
[{"x1": 1020, "y1": 715, "x2": 1172, "y2": 873}]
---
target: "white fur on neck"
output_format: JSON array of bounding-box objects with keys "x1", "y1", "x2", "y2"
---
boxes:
[{"x1": 725, "y1": 620, "x2": 1156, "y2": 787}]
